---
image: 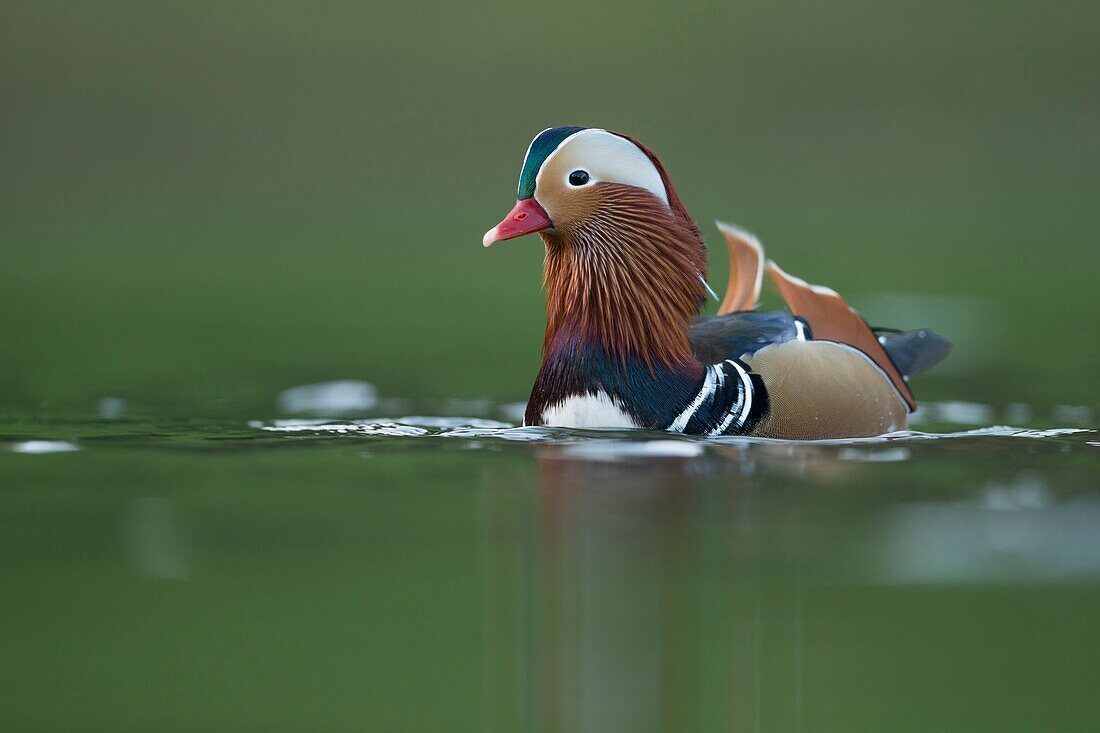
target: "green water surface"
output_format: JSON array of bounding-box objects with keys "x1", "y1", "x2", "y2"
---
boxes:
[{"x1": 2, "y1": 413, "x2": 1098, "y2": 731}]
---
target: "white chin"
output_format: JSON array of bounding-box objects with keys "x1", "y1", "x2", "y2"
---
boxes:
[{"x1": 541, "y1": 392, "x2": 640, "y2": 429}]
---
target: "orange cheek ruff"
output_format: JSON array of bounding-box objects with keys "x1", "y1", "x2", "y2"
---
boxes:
[{"x1": 540, "y1": 184, "x2": 707, "y2": 370}]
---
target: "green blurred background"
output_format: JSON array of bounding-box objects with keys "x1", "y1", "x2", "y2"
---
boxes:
[
  {"x1": 3, "y1": 5, "x2": 1100, "y2": 732},
  {"x1": 3, "y1": 0, "x2": 1097, "y2": 416}
]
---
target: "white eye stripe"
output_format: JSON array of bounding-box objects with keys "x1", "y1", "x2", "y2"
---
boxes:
[{"x1": 537, "y1": 129, "x2": 669, "y2": 205}]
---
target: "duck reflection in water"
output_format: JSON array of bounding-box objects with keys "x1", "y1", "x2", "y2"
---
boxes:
[{"x1": 482, "y1": 442, "x2": 843, "y2": 732}]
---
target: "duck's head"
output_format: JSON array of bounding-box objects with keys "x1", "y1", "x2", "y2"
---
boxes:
[
  {"x1": 483, "y1": 127, "x2": 708, "y2": 367},
  {"x1": 483, "y1": 126, "x2": 696, "y2": 248}
]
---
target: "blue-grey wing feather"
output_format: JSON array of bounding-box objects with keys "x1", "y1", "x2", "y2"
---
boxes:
[{"x1": 690, "y1": 312, "x2": 808, "y2": 363}]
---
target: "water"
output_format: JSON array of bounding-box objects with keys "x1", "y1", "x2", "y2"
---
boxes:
[{"x1": 2, "y1": 401, "x2": 1097, "y2": 732}]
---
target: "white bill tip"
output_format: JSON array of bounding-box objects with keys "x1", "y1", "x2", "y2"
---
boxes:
[{"x1": 482, "y1": 226, "x2": 499, "y2": 248}]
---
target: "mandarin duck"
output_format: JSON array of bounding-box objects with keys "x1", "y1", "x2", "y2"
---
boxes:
[{"x1": 483, "y1": 127, "x2": 950, "y2": 439}]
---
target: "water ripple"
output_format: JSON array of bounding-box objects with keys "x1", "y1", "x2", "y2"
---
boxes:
[
  {"x1": 1, "y1": 402, "x2": 1094, "y2": 457},
  {"x1": 253, "y1": 415, "x2": 1094, "y2": 453}
]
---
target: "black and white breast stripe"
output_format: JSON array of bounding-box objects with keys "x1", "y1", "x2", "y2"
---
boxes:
[{"x1": 665, "y1": 358, "x2": 768, "y2": 436}]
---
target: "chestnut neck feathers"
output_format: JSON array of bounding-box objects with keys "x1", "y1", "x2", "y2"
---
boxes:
[{"x1": 539, "y1": 183, "x2": 707, "y2": 369}]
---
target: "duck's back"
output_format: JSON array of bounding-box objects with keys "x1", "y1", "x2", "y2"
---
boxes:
[
  {"x1": 689, "y1": 312, "x2": 907, "y2": 438},
  {"x1": 694, "y1": 223, "x2": 951, "y2": 439},
  {"x1": 743, "y1": 338, "x2": 909, "y2": 438}
]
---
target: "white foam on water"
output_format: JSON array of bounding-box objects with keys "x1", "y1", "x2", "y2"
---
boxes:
[
  {"x1": 1002, "y1": 427, "x2": 1090, "y2": 439},
  {"x1": 276, "y1": 380, "x2": 378, "y2": 415},
  {"x1": 395, "y1": 416, "x2": 512, "y2": 430},
  {"x1": 249, "y1": 398, "x2": 1095, "y2": 455},
  {"x1": 254, "y1": 417, "x2": 1092, "y2": 447},
  {"x1": 263, "y1": 421, "x2": 429, "y2": 437},
  {"x1": 904, "y1": 425, "x2": 1092, "y2": 441},
  {"x1": 439, "y1": 426, "x2": 558, "y2": 442},
  {"x1": 265, "y1": 418, "x2": 333, "y2": 427},
  {"x1": 10, "y1": 440, "x2": 80, "y2": 454}
]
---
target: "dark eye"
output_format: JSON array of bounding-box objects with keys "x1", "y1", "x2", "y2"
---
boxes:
[{"x1": 568, "y1": 170, "x2": 590, "y2": 186}]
